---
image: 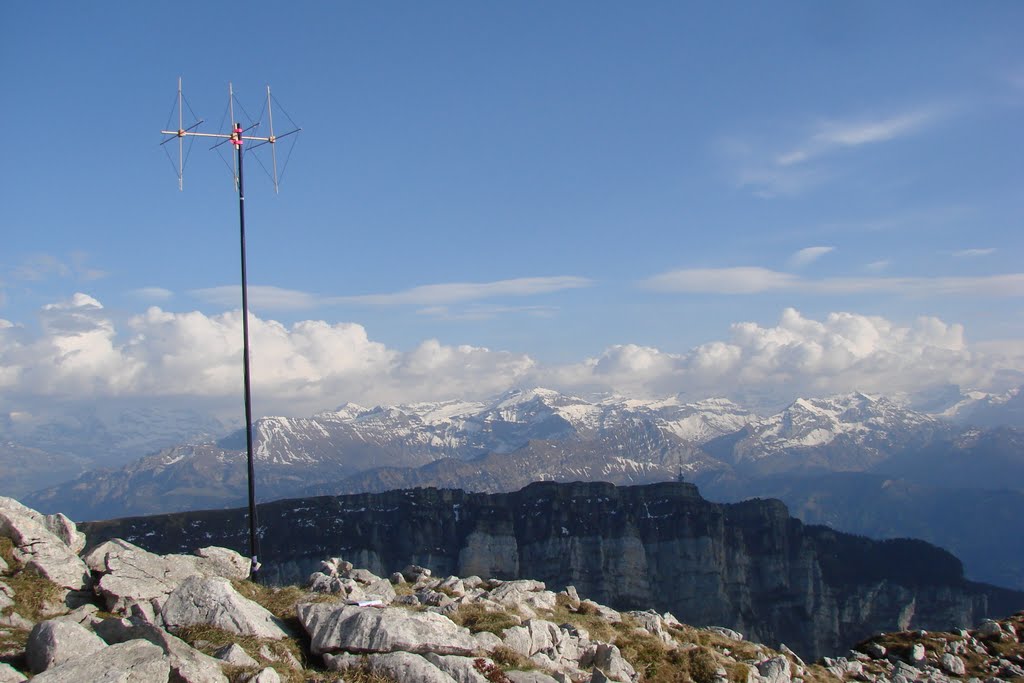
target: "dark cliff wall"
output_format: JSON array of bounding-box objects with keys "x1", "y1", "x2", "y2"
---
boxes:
[{"x1": 82, "y1": 481, "x2": 1024, "y2": 660}]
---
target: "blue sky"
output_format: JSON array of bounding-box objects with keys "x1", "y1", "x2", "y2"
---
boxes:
[{"x1": 2, "y1": 2, "x2": 1024, "y2": 418}]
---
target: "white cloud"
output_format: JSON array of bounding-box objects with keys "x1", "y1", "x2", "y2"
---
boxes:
[
  {"x1": 551, "y1": 308, "x2": 1019, "y2": 407},
  {"x1": 789, "y1": 246, "x2": 834, "y2": 268},
  {"x1": 640, "y1": 267, "x2": 798, "y2": 294},
  {"x1": 341, "y1": 276, "x2": 592, "y2": 306},
  {"x1": 865, "y1": 260, "x2": 890, "y2": 272},
  {"x1": 726, "y1": 106, "x2": 943, "y2": 197},
  {"x1": 640, "y1": 267, "x2": 1024, "y2": 297},
  {"x1": 192, "y1": 285, "x2": 318, "y2": 310},
  {"x1": 953, "y1": 248, "x2": 996, "y2": 257},
  {"x1": 777, "y1": 109, "x2": 937, "y2": 166},
  {"x1": 8, "y1": 252, "x2": 107, "y2": 282},
  {"x1": 190, "y1": 276, "x2": 591, "y2": 312},
  {"x1": 1, "y1": 296, "x2": 1021, "y2": 420},
  {"x1": 131, "y1": 287, "x2": 174, "y2": 301},
  {"x1": 416, "y1": 305, "x2": 559, "y2": 321}
]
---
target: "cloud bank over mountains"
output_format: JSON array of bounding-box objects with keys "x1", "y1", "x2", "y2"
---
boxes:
[{"x1": 1, "y1": 294, "x2": 1021, "y2": 420}]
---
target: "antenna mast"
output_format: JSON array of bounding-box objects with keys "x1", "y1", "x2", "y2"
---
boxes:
[{"x1": 159, "y1": 79, "x2": 301, "y2": 581}]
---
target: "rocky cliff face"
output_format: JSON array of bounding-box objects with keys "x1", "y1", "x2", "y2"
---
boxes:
[{"x1": 81, "y1": 481, "x2": 1024, "y2": 661}]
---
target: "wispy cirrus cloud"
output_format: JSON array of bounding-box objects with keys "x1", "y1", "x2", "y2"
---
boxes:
[
  {"x1": 416, "y1": 304, "x2": 559, "y2": 321},
  {"x1": 777, "y1": 109, "x2": 938, "y2": 166},
  {"x1": 640, "y1": 266, "x2": 1024, "y2": 297},
  {"x1": 725, "y1": 105, "x2": 946, "y2": 197},
  {"x1": 788, "y1": 246, "x2": 834, "y2": 268},
  {"x1": 340, "y1": 276, "x2": 592, "y2": 306},
  {"x1": 191, "y1": 276, "x2": 592, "y2": 312},
  {"x1": 192, "y1": 285, "x2": 319, "y2": 310},
  {"x1": 641, "y1": 267, "x2": 798, "y2": 294},
  {"x1": 953, "y1": 248, "x2": 996, "y2": 257},
  {"x1": 130, "y1": 287, "x2": 174, "y2": 301},
  {"x1": 8, "y1": 252, "x2": 107, "y2": 283}
]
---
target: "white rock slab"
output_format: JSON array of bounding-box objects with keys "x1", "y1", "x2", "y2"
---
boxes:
[
  {"x1": 161, "y1": 575, "x2": 289, "y2": 640},
  {"x1": 30, "y1": 640, "x2": 170, "y2": 682},
  {"x1": 298, "y1": 602, "x2": 479, "y2": 656},
  {"x1": 26, "y1": 619, "x2": 107, "y2": 673}
]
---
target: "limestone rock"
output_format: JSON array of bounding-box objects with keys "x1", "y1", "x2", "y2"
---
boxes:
[
  {"x1": 941, "y1": 653, "x2": 966, "y2": 676},
  {"x1": 214, "y1": 643, "x2": 259, "y2": 668},
  {"x1": 30, "y1": 640, "x2": 170, "y2": 682},
  {"x1": 0, "y1": 509, "x2": 90, "y2": 590},
  {"x1": 977, "y1": 620, "x2": 1003, "y2": 639},
  {"x1": 26, "y1": 619, "x2": 107, "y2": 673},
  {"x1": 757, "y1": 656, "x2": 792, "y2": 683},
  {"x1": 708, "y1": 626, "x2": 744, "y2": 641},
  {"x1": 161, "y1": 575, "x2": 289, "y2": 640},
  {"x1": 0, "y1": 498, "x2": 85, "y2": 554},
  {"x1": 423, "y1": 653, "x2": 492, "y2": 683},
  {"x1": 298, "y1": 602, "x2": 478, "y2": 656},
  {"x1": 580, "y1": 600, "x2": 622, "y2": 623},
  {"x1": 85, "y1": 539, "x2": 251, "y2": 616},
  {"x1": 0, "y1": 663, "x2": 26, "y2": 683},
  {"x1": 581, "y1": 642, "x2": 636, "y2": 683},
  {"x1": 0, "y1": 611, "x2": 34, "y2": 629},
  {"x1": 193, "y1": 547, "x2": 250, "y2": 581},
  {"x1": 0, "y1": 555, "x2": 9, "y2": 575},
  {"x1": 246, "y1": 668, "x2": 281, "y2": 683},
  {"x1": 505, "y1": 671, "x2": 561, "y2": 683},
  {"x1": 93, "y1": 617, "x2": 229, "y2": 683},
  {"x1": 325, "y1": 651, "x2": 458, "y2": 683}
]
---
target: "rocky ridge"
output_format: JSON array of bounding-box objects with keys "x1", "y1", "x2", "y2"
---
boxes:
[
  {"x1": 3, "y1": 496, "x2": 1022, "y2": 683},
  {"x1": 81, "y1": 481, "x2": 1024, "y2": 661}
]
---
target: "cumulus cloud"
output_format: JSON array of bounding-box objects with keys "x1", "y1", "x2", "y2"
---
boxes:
[
  {"x1": 551, "y1": 308, "x2": 1019, "y2": 407},
  {"x1": 1, "y1": 295, "x2": 1021, "y2": 419},
  {"x1": 789, "y1": 246, "x2": 834, "y2": 268}
]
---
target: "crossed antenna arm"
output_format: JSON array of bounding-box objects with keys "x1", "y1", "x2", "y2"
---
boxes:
[{"x1": 159, "y1": 79, "x2": 302, "y2": 192}]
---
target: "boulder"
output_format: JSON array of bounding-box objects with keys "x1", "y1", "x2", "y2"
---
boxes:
[
  {"x1": 941, "y1": 653, "x2": 966, "y2": 676},
  {"x1": 246, "y1": 668, "x2": 281, "y2": 683},
  {"x1": 26, "y1": 619, "x2": 107, "y2": 673},
  {"x1": 325, "y1": 651, "x2": 458, "y2": 683},
  {"x1": 298, "y1": 602, "x2": 478, "y2": 656},
  {"x1": 0, "y1": 509, "x2": 90, "y2": 590},
  {"x1": 30, "y1": 640, "x2": 170, "y2": 682},
  {"x1": 161, "y1": 575, "x2": 289, "y2": 640},
  {"x1": 93, "y1": 617, "x2": 228, "y2": 683},
  {"x1": 193, "y1": 547, "x2": 250, "y2": 581},
  {"x1": 707, "y1": 626, "x2": 744, "y2": 641},
  {"x1": 0, "y1": 498, "x2": 85, "y2": 554},
  {"x1": 214, "y1": 643, "x2": 259, "y2": 668},
  {"x1": 85, "y1": 539, "x2": 250, "y2": 615},
  {"x1": 757, "y1": 656, "x2": 792, "y2": 683},
  {"x1": 505, "y1": 671, "x2": 561, "y2": 683},
  {"x1": 579, "y1": 600, "x2": 622, "y2": 623},
  {"x1": 423, "y1": 653, "x2": 492, "y2": 683},
  {"x1": 0, "y1": 663, "x2": 26, "y2": 683},
  {"x1": 402, "y1": 564, "x2": 433, "y2": 582},
  {"x1": 581, "y1": 643, "x2": 635, "y2": 683},
  {"x1": 977, "y1": 620, "x2": 1003, "y2": 639}
]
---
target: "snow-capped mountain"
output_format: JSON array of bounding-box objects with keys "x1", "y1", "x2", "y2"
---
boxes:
[
  {"x1": 23, "y1": 388, "x2": 754, "y2": 519},
  {"x1": 20, "y1": 385, "x2": 1024, "y2": 522}
]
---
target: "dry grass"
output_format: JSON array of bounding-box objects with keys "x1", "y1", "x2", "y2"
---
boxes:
[
  {"x1": 489, "y1": 645, "x2": 535, "y2": 671},
  {"x1": 450, "y1": 603, "x2": 522, "y2": 635},
  {"x1": 0, "y1": 535, "x2": 65, "y2": 622}
]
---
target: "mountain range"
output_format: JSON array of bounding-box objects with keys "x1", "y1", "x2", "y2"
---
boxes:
[{"x1": 16, "y1": 385, "x2": 1024, "y2": 591}]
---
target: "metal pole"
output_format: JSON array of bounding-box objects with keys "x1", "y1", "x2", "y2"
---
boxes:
[{"x1": 235, "y1": 123, "x2": 261, "y2": 581}]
